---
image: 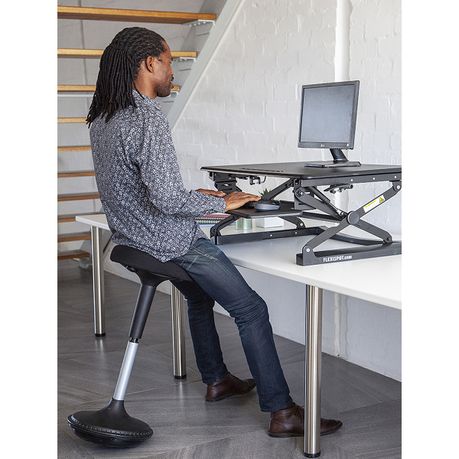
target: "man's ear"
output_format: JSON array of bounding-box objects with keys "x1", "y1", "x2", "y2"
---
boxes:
[{"x1": 144, "y1": 55, "x2": 156, "y2": 74}]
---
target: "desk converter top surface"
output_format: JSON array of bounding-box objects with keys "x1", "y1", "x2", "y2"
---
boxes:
[
  {"x1": 76, "y1": 214, "x2": 401, "y2": 310},
  {"x1": 201, "y1": 162, "x2": 401, "y2": 179}
]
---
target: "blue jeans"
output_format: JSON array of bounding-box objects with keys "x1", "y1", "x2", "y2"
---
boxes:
[{"x1": 171, "y1": 237, "x2": 293, "y2": 412}]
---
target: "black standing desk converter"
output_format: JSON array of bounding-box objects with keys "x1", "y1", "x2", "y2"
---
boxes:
[{"x1": 201, "y1": 162, "x2": 402, "y2": 266}]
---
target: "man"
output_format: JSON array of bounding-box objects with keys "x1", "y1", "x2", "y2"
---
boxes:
[{"x1": 87, "y1": 27, "x2": 342, "y2": 438}]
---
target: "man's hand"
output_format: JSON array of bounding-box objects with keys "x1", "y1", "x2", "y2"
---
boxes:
[
  {"x1": 196, "y1": 188, "x2": 226, "y2": 198},
  {"x1": 223, "y1": 191, "x2": 261, "y2": 211},
  {"x1": 195, "y1": 188, "x2": 261, "y2": 211}
]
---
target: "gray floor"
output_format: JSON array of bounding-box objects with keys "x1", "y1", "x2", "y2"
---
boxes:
[{"x1": 58, "y1": 260, "x2": 401, "y2": 459}]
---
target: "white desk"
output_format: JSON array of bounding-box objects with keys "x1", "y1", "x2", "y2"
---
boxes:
[{"x1": 76, "y1": 213, "x2": 401, "y2": 457}]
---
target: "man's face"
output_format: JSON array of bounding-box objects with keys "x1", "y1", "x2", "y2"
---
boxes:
[{"x1": 154, "y1": 43, "x2": 174, "y2": 98}]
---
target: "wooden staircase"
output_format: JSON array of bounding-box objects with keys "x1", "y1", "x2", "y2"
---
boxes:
[
  {"x1": 57, "y1": 6, "x2": 216, "y2": 24},
  {"x1": 58, "y1": 145, "x2": 91, "y2": 152},
  {"x1": 58, "y1": 117, "x2": 87, "y2": 124},
  {"x1": 58, "y1": 48, "x2": 198, "y2": 59},
  {"x1": 58, "y1": 84, "x2": 181, "y2": 94},
  {"x1": 58, "y1": 170, "x2": 95, "y2": 178},
  {"x1": 58, "y1": 232, "x2": 91, "y2": 243},
  {"x1": 58, "y1": 212, "x2": 100, "y2": 223},
  {"x1": 58, "y1": 3, "x2": 216, "y2": 261},
  {"x1": 58, "y1": 192, "x2": 100, "y2": 202}
]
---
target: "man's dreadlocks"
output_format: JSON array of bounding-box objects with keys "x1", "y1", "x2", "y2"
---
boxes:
[{"x1": 86, "y1": 27, "x2": 165, "y2": 126}]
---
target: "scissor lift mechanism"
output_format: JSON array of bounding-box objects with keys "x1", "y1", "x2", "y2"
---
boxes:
[{"x1": 206, "y1": 171, "x2": 401, "y2": 266}]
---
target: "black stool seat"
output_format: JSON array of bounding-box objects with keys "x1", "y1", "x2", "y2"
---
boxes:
[{"x1": 110, "y1": 245, "x2": 193, "y2": 283}]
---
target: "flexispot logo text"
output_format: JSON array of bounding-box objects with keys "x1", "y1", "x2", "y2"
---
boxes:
[{"x1": 322, "y1": 255, "x2": 353, "y2": 263}]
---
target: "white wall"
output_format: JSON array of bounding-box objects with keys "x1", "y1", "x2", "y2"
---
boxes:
[
  {"x1": 341, "y1": 0, "x2": 401, "y2": 378},
  {"x1": 171, "y1": 0, "x2": 401, "y2": 380},
  {"x1": 348, "y1": 0, "x2": 401, "y2": 233}
]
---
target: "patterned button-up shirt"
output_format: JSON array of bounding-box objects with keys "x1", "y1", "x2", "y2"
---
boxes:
[{"x1": 90, "y1": 90, "x2": 226, "y2": 262}]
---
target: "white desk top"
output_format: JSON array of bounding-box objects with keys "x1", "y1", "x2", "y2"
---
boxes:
[
  {"x1": 76, "y1": 214, "x2": 401, "y2": 310},
  {"x1": 77, "y1": 214, "x2": 110, "y2": 231}
]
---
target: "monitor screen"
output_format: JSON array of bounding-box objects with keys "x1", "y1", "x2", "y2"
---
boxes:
[{"x1": 298, "y1": 80, "x2": 359, "y2": 149}]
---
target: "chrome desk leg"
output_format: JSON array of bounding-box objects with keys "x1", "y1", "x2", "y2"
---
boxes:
[
  {"x1": 91, "y1": 226, "x2": 105, "y2": 337},
  {"x1": 171, "y1": 286, "x2": 187, "y2": 379},
  {"x1": 304, "y1": 285, "x2": 323, "y2": 457}
]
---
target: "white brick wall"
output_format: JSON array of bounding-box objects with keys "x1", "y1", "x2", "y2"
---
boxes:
[
  {"x1": 348, "y1": 0, "x2": 401, "y2": 233},
  {"x1": 172, "y1": 0, "x2": 401, "y2": 380},
  {"x1": 174, "y1": 0, "x2": 337, "y2": 191}
]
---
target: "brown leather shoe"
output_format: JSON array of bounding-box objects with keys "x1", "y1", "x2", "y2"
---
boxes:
[
  {"x1": 268, "y1": 403, "x2": 342, "y2": 437},
  {"x1": 205, "y1": 372, "x2": 256, "y2": 402}
]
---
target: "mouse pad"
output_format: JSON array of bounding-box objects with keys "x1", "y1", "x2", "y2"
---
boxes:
[{"x1": 229, "y1": 200, "x2": 303, "y2": 219}]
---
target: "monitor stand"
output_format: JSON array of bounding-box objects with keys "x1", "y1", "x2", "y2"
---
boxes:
[{"x1": 304, "y1": 148, "x2": 361, "y2": 168}]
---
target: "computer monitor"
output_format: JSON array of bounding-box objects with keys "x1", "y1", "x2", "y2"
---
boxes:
[{"x1": 298, "y1": 80, "x2": 361, "y2": 168}]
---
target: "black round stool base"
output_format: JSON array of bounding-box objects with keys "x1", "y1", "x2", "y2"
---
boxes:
[
  {"x1": 174, "y1": 374, "x2": 187, "y2": 380},
  {"x1": 67, "y1": 398, "x2": 153, "y2": 448}
]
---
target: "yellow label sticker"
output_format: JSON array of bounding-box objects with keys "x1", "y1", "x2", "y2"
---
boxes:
[{"x1": 363, "y1": 195, "x2": 385, "y2": 213}]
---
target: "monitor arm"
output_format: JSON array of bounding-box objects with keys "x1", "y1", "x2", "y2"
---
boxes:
[{"x1": 330, "y1": 148, "x2": 349, "y2": 162}]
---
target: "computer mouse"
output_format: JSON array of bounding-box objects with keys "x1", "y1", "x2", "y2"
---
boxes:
[{"x1": 254, "y1": 200, "x2": 281, "y2": 211}]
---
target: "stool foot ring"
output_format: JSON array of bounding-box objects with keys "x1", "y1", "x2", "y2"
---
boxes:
[{"x1": 67, "y1": 398, "x2": 153, "y2": 448}]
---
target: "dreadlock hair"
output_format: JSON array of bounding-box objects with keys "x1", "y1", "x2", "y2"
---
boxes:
[{"x1": 86, "y1": 27, "x2": 166, "y2": 126}]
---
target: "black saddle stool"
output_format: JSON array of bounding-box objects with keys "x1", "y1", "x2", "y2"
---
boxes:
[{"x1": 67, "y1": 245, "x2": 193, "y2": 447}]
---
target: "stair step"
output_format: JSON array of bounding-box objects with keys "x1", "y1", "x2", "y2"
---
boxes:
[
  {"x1": 58, "y1": 48, "x2": 198, "y2": 59},
  {"x1": 58, "y1": 84, "x2": 181, "y2": 93},
  {"x1": 58, "y1": 192, "x2": 100, "y2": 202},
  {"x1": 58, "y1": 232, "x2": 91, "y2": 243},
  {"x1": 58, "y1": 170, "x2": 95, "y2": 178},
  {"x1": 58, "y1": 249, "x2": 90, "y2": 260},
  {"x1": 58, "y1": 212, "x2": 100, "y2": 223},
  {"x1": 57, "y1": 5, "x2": 216, "y2": 24},
  {"x1": 58, "y1": 85, "x2": 95, "y2": 92},
  {"x1": 58, "y1": 117, "x2": 86, "y2": 124},
  {"x1": 58, "y1": 145, "x2": 91, "y2": 152}
]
